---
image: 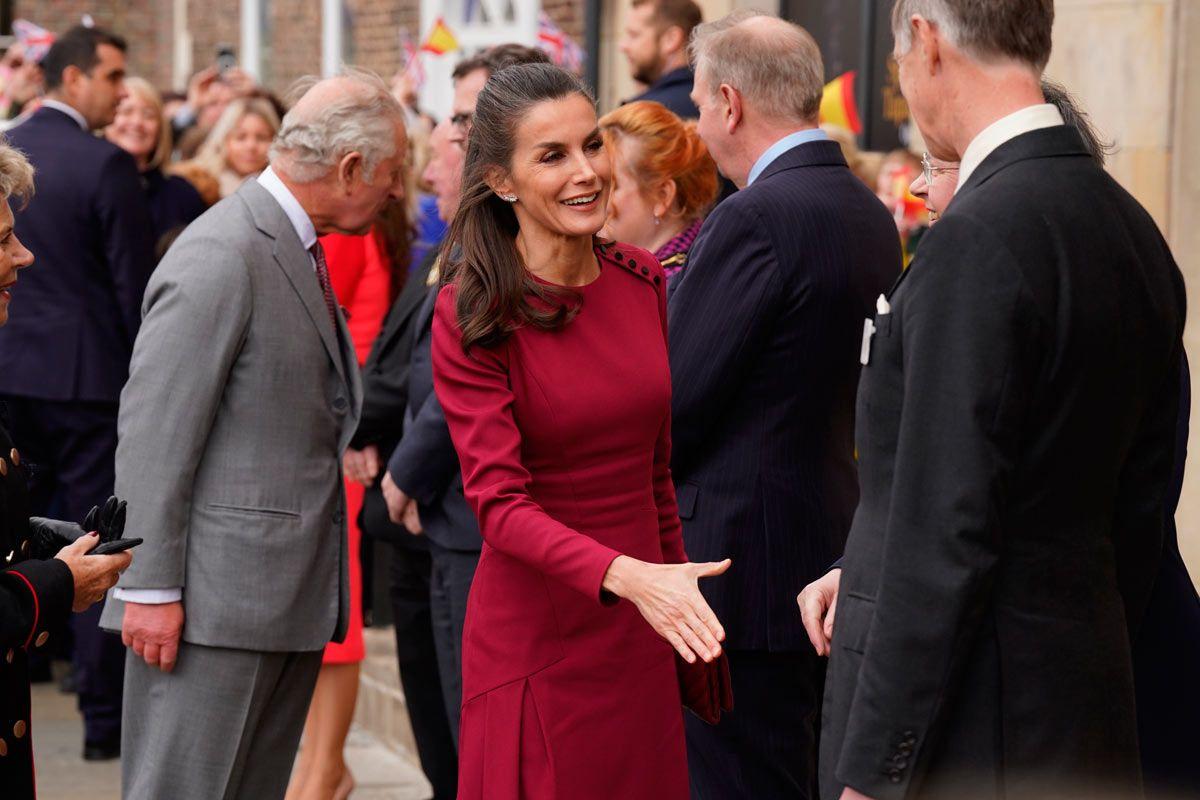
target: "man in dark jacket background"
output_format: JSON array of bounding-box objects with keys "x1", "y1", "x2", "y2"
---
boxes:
[
  {"x1": 0, "y1": 24, "x2": 154, "y2": 761},
  {"x1": 620, "y1": 0, "x2": 702, "y2": 119},
  {"x1": 668, "y1": 12, "x2": 901, "y2": 799}
]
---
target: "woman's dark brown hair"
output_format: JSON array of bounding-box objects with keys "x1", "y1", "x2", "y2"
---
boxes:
[{"x1": 442, "y1": 63, "x2": 595, "y2": 353}]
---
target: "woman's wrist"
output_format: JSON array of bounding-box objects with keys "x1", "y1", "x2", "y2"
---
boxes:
[{"x1": 601, "y1": 554, "x2": 641, "y2": 599}]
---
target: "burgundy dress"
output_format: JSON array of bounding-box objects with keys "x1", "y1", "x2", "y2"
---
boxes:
[{"x1": 432, "y1": 241, "x2": 690, "y2": 799}]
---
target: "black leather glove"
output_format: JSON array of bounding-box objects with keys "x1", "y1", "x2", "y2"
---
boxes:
[
  {"x1": 27, "y1": 496, "x2": 129, "y2": 560},
  {"x1": 27, "y1": 516, "x2": 86, "y2": 560},
  {"x1": 84, "y1": 496, "x2": 128, "y2": 544}
]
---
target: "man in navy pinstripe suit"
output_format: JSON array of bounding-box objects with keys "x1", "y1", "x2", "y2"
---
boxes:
[{"x1": 668, "y1": 12, "x2": 901, "y2": 798}]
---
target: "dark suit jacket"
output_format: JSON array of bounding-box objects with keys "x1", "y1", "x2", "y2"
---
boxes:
[
  {"x1": 0, "y1": 106, "x2": 155, "y2": 402},
  {"x1": 668, "y1": 140, "x2": 901, "y2": 652},
  {"x1": 353, "y1": 249, "x2": 437, "y2": 549},
  {"x1": 628, "y1": 67, "x2": 698, "y2": 119},
  {"x1": 1134, "y1": 354, "x2": 1200, "y2": 794},
  {"x1": 386, "y1": 287, "x2": 481, "y2": 553},
  {"x1": 820, "y1": 126, "x2": 1186, "y2": 800}
]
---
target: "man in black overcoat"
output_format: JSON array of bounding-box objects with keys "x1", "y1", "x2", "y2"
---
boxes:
[{"x1": 814, "y1": 2, "x2": 1186, "y2": 799}]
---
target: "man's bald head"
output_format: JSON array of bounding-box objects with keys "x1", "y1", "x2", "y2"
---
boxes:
[{"x1": 272, "y1": 68, "x2": 406, "y2": 183}]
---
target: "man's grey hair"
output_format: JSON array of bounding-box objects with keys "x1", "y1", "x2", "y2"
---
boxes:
[
  {"x1": 689, "y1": 10, "x2": 824, "y2": 123},
  {"x1": 891, "y1": 0, "x2": 1054, "y2": 71},
  {"x1": 0, "y1": 139, "x2": 34, "y2": 207},
  {"x1": 270, "y1": 67, "x2": 405, "y2": 183}
]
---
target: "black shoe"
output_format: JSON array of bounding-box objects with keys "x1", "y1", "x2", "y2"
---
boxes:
[{"x1": 83, "y1": 741, "x2": 120, "y2": 761}]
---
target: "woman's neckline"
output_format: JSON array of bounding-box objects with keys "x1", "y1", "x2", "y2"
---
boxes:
[{"x1": 525, "y1": 243, "x2": 606, "y2": 290}]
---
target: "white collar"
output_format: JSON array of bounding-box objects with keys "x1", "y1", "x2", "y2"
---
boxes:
[
  {"x1": 955, "y1": 104, "x2": 1065, "y2": 194},
  {"x1": 41, "y1": 99, "x2": 89, "y2": 131},
  {"x1": 257, "y1": 166, "x2": 317, "y2": 251}
]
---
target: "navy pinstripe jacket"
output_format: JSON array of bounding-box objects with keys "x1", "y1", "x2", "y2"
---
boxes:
[{"x1": 668, "y1": 140, "x2": 901, "y2": 651}]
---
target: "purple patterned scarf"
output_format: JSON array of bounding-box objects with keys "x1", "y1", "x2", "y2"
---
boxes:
[{"x1": 654, "y1": 218, "x2": 704, "y2": 279}]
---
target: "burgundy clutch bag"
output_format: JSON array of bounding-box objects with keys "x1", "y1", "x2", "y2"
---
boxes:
[{"x1": 676, "y1": 651, "x2": 733, "y2": 725}]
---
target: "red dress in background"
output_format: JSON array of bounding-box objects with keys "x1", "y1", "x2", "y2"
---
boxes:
[
  {"x1": 320, "y1": 229, "x2": 393, "y2": 664},
  {"x1": 431, "y1": 242, "x2": 690, "y2": 799}
]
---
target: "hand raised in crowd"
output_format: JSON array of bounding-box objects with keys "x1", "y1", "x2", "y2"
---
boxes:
[
  {"x1": 602, "y1": 556, "x2": 731, "y2": 664},
  {"x1": 54, "y1": 532, "x2": 133, "y2": 612},
  {"x1": 798, "y1": 567, "x2": 841, "y2": 657},
  {"x1": 122, "y1": 600, "x2": 185, "y2": 673},
  {"x1": 343, "y1": 444, "x2": 381, "y2": 485},
  {"x1": 184, "y1": 64, "x2": 220, "y2": 110}
]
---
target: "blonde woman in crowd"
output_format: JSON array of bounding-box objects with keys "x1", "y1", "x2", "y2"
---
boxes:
[
  {"x1": 104, "y1": 77, "x2": 207, "y2": 257},
  {"x1": 190, "y1": 97, "x2": 280, "y2": 198}
]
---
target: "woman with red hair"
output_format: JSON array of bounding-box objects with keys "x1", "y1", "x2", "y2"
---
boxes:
[{"x1": 599, "y1": 100, "x2": 718, "y2": 281}]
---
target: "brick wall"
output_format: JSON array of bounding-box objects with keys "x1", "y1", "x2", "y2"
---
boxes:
[
  {"x1": 17, "y1": 0, "x2": 590, "y2": 98},
  {"x1": 17, "y1": 0, "x2": 175, "y2": 89},
  {"x1": 187, "y1": 0, "x2": 240, "y2": 91},
  {"x1": 344, "y1": 0, "x2": 421, "y2": 83}
]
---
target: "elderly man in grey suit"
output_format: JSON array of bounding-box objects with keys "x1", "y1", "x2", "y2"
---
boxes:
[{"x1": 98, "y1": 70, "x2": 407, "y2": 800}]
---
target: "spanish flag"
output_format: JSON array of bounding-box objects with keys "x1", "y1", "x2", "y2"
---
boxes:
[
  {"x1": 421, "y1": 17, "x2": 459, "y2": 55},
  {"x1": 819, "y1": 71, "x2": 862, "y2": 135}
]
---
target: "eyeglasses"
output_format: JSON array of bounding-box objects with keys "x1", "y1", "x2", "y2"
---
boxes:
[{"x1": 921, "y1": 152, "x2": 959, "y2": 188}]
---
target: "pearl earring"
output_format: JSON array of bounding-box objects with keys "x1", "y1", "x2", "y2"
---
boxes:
[
  {"x1": 499, "y1": 193, "x2": 517, "y2": 203},
  {"x1": 654, "y1": 215, "x2": 661, "y2": 226}
]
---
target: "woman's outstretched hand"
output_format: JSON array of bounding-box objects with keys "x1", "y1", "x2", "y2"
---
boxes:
[{"x1": 602, "y1": 556, "x2": 731, "y2": 664}]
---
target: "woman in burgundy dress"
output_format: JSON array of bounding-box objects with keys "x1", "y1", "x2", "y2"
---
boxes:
[{"x1": 431, "y1": 64, "x2": 730, "y2": 798}]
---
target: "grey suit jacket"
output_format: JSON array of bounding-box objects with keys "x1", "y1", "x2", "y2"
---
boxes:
[{"x1": 100, "y1": 179, "x2": 362, "y2": 653}]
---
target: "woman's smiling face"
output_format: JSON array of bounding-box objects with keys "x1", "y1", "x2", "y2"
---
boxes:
[{"x1": 491, "y1": 93, "x2": 611, "y2": 239}]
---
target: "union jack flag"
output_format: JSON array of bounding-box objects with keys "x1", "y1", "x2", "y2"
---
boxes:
[
  {"x1": 537, "y1": 12, "x2": 585, "y2": 74},
  {"x1": 12, "y1": 19, "x2": 55, "y2": 63},
  {"x1": 399, "y1": 28, "x2": 425, "y2": 92}
]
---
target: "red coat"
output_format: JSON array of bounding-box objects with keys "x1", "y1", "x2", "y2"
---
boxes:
[
  {"x1": 432, "y1": 242, "x2": 690, "y2": 799},
  {"x1": 318, "y1": 230, "x2": 393, "y2": 664},
  {"x1": 320, "y1": 230, "x2": 393, "y2": 367}
]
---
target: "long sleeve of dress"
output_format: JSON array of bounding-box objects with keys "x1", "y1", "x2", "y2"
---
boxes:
[{"x1": 431, "y1": 286, "x2": 622, "y2": 601}]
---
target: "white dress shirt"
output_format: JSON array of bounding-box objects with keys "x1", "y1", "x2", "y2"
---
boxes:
[
  {"x1": 40, "y1": 98, "x2": 89, "y2": 131},
  {"x1": 955, "y1": 103, "x2": 1065, "y2": 194},
  {"x1": 114, "y1": 165, "x2": 318, "y2": 606}
]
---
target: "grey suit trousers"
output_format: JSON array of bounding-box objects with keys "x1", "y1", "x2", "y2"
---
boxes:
[{"x1": 121, "y1": 643, "x2": 322, "y2": 800}]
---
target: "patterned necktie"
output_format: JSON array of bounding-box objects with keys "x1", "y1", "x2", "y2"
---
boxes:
[{"x1": 308, "y1": 241, "x2": 339, "y2": 328}]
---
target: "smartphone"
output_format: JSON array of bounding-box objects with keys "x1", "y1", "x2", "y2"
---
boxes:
[
  {"x1": 87, "y1": 538, "x2": 144, "y2": 556},
  {"x1": 216, "y1": 44, "x2": 237, "y2": 75}
]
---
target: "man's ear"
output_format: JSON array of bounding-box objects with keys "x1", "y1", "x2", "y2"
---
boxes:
[
  {"x1": 60, "y1": 64, "x2": 83, "y2": 96},
  {"x1": 720, "y1": 84, "x2": 742, "y2": 135},
  {"x1": 659, "y1": 24, "x2": 686, "y2": 57},
  {"x1": 338, "y1": 151, "x2": 364, "y2": 192},
  {"x1": 913, "y1": 16, "x2": 942, "y2": 75}
]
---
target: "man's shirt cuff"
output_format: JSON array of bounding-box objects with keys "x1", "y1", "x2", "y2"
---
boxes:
[{"x1": 113, "y1": 587, "x2": 182, "y2": 604}]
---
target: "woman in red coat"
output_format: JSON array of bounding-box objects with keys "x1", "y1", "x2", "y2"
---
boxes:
[{"x1": 432, "y1": 64, "x2": 730, "y2": 799}]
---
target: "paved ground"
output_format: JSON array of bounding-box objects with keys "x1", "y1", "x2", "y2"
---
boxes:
[{"x1": 30, "y1": 679, "x2": 432, "y2": 800}]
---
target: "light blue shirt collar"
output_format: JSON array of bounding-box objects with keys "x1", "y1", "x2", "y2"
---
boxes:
[
  {"x1": 746, "y1": 128, "x2": 829, "y2": 186},
  {"x1": 41, "y1": 99, "x2": 89, "y2": 131},
  {"x1": 257, "y1": 165, "x2": 317, "y2": 252}
]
